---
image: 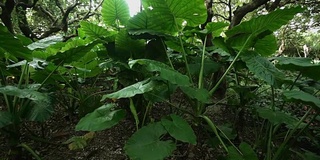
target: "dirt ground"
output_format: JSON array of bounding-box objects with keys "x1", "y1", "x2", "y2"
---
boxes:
[{"x1": 0, "y1": 101, "x2": 228, "y2": 160}]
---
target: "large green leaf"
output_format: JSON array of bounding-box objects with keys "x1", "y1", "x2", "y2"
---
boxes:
[
  {"x1": 27, "y1": 35, "x2": 63, "y2": 50},
  {"x1": 75, "y1": 104, "x2": 126, "y2": 131},
  {"x1": 161, "y1": 114, "x2": 196, "y2": 144},
  {"x1": 204, "y1": 22, "x2": 229, "y2": 37},
  {"x1": 0, "y1": 111, "x2": 13, "y2": 128},
  {"x1": 283, "y1": 90, "x2": 320, "y2": 110},
  {"x1": 114, "y1": 30, "x2": 145, "y2": 60},
  {"x1": 70, "y1": 51, "x2": 102, "y2": 78},
  {"x1": 101, "y1": 79, "x2": 156, "y2": 100},
  {"x1": 226, "y1": 7, "x2": 303, "y2": 51},
  {"x1": 0, "y1": 24, "x2": 32, "y2": 60},
  {"x1": 228, "y1": 142, "x2": 258, "y2": 160},
  {"x1": 180, "y1": 86, "x2": 210, "y2": 103},
  {"x1": 26, "y1": 94, "x2": 53, "y2": 122},
  {"x1": 254, "y1": 34, "x2": 278, "y2": 56},
  {"x1": 124, "y1": 122, "x2": 176, "y2": 160},
  {"x1": 101, "y1": 0, "x2": 130, "y2": 26},
  {"x1": 80, "y1": 21, "x2": 117, "y2": 41},
  {"x1": 47, "y1": 41, "x2": 97, "y2": 65},
  {"x1": 188, "y1": 58, "x2": 220, "y2": 76},
  {"x1": 144, "y1": 81, "x2": 176, "y2": 102},
  {"x1": 0, "y1": 86, "x2": 53, "y2": 122},
  {"x1": 257, "y1": 107, "x2": 302, "y2": 128},
  {"x1": 129, "y1": 59, "x2": 190, "y2": 86},
  {"x1": 242, "y1": 52, "x2": 285, "y2": 86},
  {"x1": 135, "y1": 0, "x2": 206, "y2": 33},
  {"x1": 226, "y1": 7, "x2": 304, "y2": 37},
  {"x1": 275, "y1": 57, "x2": 320, "y2": 80},
  {"x1": 143, "y1": 0, "x2": 207, "y2": 27},
  {"x1": 127, "y1": 11, "x2": 164, "y2": 35}
]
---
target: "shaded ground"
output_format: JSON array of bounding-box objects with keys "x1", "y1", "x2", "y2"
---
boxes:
[{"x1": 0, "y1": 101, "x2": 229, "y2": 160}]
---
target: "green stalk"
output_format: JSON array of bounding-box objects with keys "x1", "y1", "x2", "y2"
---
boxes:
[
  {"x1": 266, "y1": 87, "x2": 276, "y2": 160},
  {"x1": 18, "y1": 143, "x2": 42, "y2": 160},
  {"x1": 272, "y1": 108, "x2": 312, "y2": 160},
  {"x1": 198, "y1": 36, "x2": 207, "y2": 89},
  {"x1": 174, "y1": 20, "x2": 192, "y2": 82},
  {"x1": 161, "y1": 38, "x2": 174, "y2": 69},
  {"x1": 38, "y1": 60, "x2": 64, "y2": 91},
  {"x1": 217, "y1": 125, "x2": 243, "y2": 155},
  {"x1": 200, "y1": 115, "x2": 228, "y2": 152},
  {"x1": 142, "y1": 101, "x2": 152, "y2": 127},
  {"x1": 266, "y1": 124, "x2": 273, "y2": 160},
  {"x1": 129, "y1": 98, "x2": 140, "y2": 130},
  {"x1": 195, "y1": 37, "x2": 208, "y2": 115},
  {"x1": 12, "y1": 63, "x2": 28, "y2": 113},
  {"x1": 281, "y1": 73, "x2": 301, "y2": 110},
  {"x1": 209, "y1": 34, "x2": 252, "y2": 95}
]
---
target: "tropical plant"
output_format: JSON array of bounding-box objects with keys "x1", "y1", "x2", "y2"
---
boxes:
[
  {"x1": 0, "y1": 24, "x2": 53, "y2": 159},
  {"x1": 1, "y1": 0, "x2": 320, "y2": 159},
  {"x1": 71, "y1": 0, "x2": 320, "y2": 159}
]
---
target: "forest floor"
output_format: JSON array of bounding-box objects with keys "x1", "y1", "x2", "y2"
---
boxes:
[
  {"x1": 0, "y1": 98, "x2": 232, "y2": 160},
  {"x1": 1, "y1": 91, "x2": 318, "y2": 160}
]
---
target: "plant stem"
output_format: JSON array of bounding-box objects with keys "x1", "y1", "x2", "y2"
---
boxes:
[
  {"x1": 129, "y1": 98, "x2": 140, "y2": 130},
  {"x1": 142, "y1": 101, "x2": 153, "y2": 127},
  {"x1": 161, "y1": 38, "x2": 174, "y2": 69},
  {"x1": 272, "y1": 108, "x2": 312, "y2": 160},
  {"x1": 11, "y1": 63, "x2": 28, "y2": 119},
  {"x1": 217, "y1": 125, "x2": 243, "y2": 155},
  {"x1": 209, "y1": 34, "x2": 252, "y2": 95},
  {"x1": 266, "y1": 124, "x2": 273, "y2": 160},
  {"x1": 38, "y1": 60, "x2": 64, "y2": 91},
  {"x1": 200, "y1": 115, "x2": 228, "y2": 152},
  {"x1": 198, "y1": 36, "x2": 207, "y2": 89},
  {"x1": 174, "y1": 21, "x2": 192, "y2": 82},
  {"x1": 18, "y1": 143, "x2": 42, "y2": 160},
  {"x1": 196, "y1": 37, "x2": 207, "y2": 115}
]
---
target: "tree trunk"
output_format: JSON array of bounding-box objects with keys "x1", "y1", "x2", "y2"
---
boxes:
[{"x1": 0, "y1": 0, "x2": 15, "y2": 34}]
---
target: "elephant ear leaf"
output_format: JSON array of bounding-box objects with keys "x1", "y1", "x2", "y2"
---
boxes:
[
  {"x1": 128, "y1": 0, "x2": 207, "y2": 34},
  {"x1": 75, "y1": 104, "x2": 126, "y2": 131},
  {"x1": 275, "y1": 57, "x2": 320, "y2": 80},
  {"x1": 161, "y1": 114, "x2": 197, "y2": 144},
  {"x1": 102, "y1": 0, "x2": 130, "y2": 26},
  {"x1": 101, "y1": 79, "x2": 157, "y2": 100},
  {"x1": 226, "y1": 6, "x2": 304, "y2": 51},
  {"x1": 79, "y1": 21, "x2": 117, "y2": 41},
  {"x1": 0, "y1": 111, "x2": 13, "y2": 129},
  {"x1": 124, "y1": 122, "x2": 176, "y2": 160},
  {"x1": 129, "y1": 59, "x2": 191, "y2": 86},
  {"x1": 283, "y1": 90, "x2": 320, "y2": 110},
  {"x1": 0, "y1": 86, "x2": 53, "y2": 122},
  {"x1": 242, "y1": 52, "x2": 285, "y2": 87},
  {"x1": 227, "y1": 6, "x2": 304, "y2": 37},
  {"x1": 0, "y1": 24, "x2": 32, "y2": 60}
]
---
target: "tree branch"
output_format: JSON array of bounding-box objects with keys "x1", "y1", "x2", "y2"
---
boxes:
[
  {"x1": 213, "y1": 0, "x2": 229, "y2": 6},
  {"x1": 0, "y1": 0, "x2": 16, "y2": 34},
  {"x1": 266, "y1": 0, "x2": 281, "y2": 11},
  {"x1": 34, "y1": 5, "x2": 55, "y2": 22},
  {"x1": 213, "y1": 13, "x2": 229, "y2": 21},
  {"x1": 228, "y1": 0, "x2": 232, "y2": 22},
  {"x1": 55, "y1": 0, "x2": 65, "y2": 14},
  {"x1": 230, "y1": 0, "x2": 270, "y2": 28},
  {"x1": 39, "y1": 1, "x2": 81, "y2": 38},
  {"x1": 60, "y1": 2, "x2": 81, "y2": 33},
  {"x1": 16, "y1": 0, "x2": 38, "y2": 39},
  {"x1": 17, "y1": 0, "x2": 38, "y2": 8}
]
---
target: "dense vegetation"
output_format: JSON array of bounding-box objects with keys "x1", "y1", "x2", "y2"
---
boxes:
[{"x1": 0, "y1": 0, "x2": 320, "y2": 159}]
